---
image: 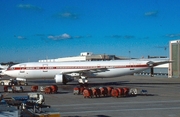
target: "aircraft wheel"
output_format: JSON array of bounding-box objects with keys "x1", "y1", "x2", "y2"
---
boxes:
[
  {"x1": 9, "y1": 82, "x2": 12, "y2": 86},
  {"x1": 1, "y1": 82, "x2": 4, "y2": 86},
  {"x1": 63, "y1": 81, "x2": 67, "y2": 85},
  {"x1": 24, "y1": 83, "x2": 28, "y2": 86}
]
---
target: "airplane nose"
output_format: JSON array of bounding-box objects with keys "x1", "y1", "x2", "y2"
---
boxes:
[{"x1": 0, "y1": 70, "x2": 6, "y2": 76}]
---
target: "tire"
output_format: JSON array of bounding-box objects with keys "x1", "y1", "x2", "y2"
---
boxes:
[
  {"x1": 1, "y1": 82, "x2": 4, "y2": 86},
  {"x1": 20, "y1": 87, "x2": 23, "y2": 92},
  {"x1": 63, "y1": 81, "x2": 67, "y2": 85}
]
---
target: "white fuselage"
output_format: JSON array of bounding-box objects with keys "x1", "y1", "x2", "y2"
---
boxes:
[{"x1": 4, "y1": 60, "x2": 151, "y2": 79}]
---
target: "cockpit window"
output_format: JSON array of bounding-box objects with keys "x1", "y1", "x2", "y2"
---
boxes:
[
  {"x1": 11, "y1": 67, "x2": 14, "y2": 70},
  {"x1": 7, "y1": 67, "x2": 14, "y2": 70}
]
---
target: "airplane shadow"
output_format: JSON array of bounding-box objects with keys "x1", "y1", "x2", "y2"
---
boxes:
[
  {"x1": 28, "y1": 80, "x2": 55, "y2": 84},
  {"x1": 27, "y1": 79, "x2": 180, "y2": 87},
  {"x1": 55, "y1": 91, "x2": 69, "y2": 94},
  {"x1": 64, "y1": 115, "x2": 110, "y2": 117},
  {"x1": 137, "y1": 94, "x2": 157, "y2": 96},
  {"x1": 83, "y1": 81, "x2": 180, "y2": 88}
]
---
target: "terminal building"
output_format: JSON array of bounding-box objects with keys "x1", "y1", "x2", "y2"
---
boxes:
[
  {"x1": 168, "y1": 40, "x2": 180, "y2": 78},
  {"x1": 38, "y1": 52, "x2": 129, "y2": 62}
]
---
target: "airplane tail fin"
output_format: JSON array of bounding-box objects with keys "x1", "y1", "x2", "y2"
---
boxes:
[{"x1": 0, "y1": 64, "x2": 9, "y2": 76}]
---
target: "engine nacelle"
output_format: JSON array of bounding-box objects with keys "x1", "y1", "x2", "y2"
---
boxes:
[
  {"x1": 147, "y1": 61, "x2": 154, "y2": 67},
  {"x1": 54, "y1": 74, "x2": 63, "y2": 83},
  {"x1": 54, "y1": 74, "x2": 74, "y2": 85}
]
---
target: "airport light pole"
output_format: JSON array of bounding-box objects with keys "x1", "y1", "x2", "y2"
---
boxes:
[{"x1": 129, "y1": 51, "x2": 131, "y2": 59}]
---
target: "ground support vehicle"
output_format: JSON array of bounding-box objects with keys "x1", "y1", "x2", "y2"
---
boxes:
[
  {"x1": 4, "y1": 86, "x2": 24, "y2": 93},
  {"x1": 0, "y1": 78, "x2": 28, "y2": 86},
  {"x1": 0, "y1": 79, "x2": 17, "y2": 86}
]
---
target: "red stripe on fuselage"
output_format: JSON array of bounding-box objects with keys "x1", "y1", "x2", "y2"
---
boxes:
[{"x1": 6, "y1": 64, "x2": 148, "y2": 71}]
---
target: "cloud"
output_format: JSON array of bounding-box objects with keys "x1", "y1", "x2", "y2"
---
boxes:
[
  {"x1": 109, "y1": 35, "x2": 135, "y2": 39},
  {"x1": 123, "y1": 35, "x2": 135, "y2": 39},
  {"x1": 48, "y1": 33, "x2": 72, "y2": 40},
  {"x1": 144, "y1": 11, "x2": 158, "y2": 16},
  {"x1": 17, "y1": 4, "x2": 42, "y2": 11},
  {"x1": 111, "y1": 35, "x2": 121, "y2": 38},
  {"x1": 138, "y1": 37, "x2": 149, "y2": 40},
  {"x1": 14, "y1": 35, "x2": 26, "y2": 40},
  {"x1": 34, "y1": 34, "x2": 46, "y2": 37},
  {"x1": 54, "y1": 11, "x2": 78, "y2": 19},
  {"x1": 47, "y1": 34, "x2": 92, "y2": 41},
  {"x1": 86, "y1": 35, "x2": 92, "y2": 38},
  {"x1": 165, "y1": 33, "x2": 180, "y2": 38},
  {"x1": 74, "y1": 35, "x2": 92, "y2": 39},
  {"x1": 143, "y1": 37, "x2": 149, "y2": 39},
  {"x1": 74, "y1": 36, "x2": 84, "y2": 39}
]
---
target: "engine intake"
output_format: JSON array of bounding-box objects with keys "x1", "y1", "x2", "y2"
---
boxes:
[{"x1": 54, "y1": 74, "x2": 74, "y2": 85}]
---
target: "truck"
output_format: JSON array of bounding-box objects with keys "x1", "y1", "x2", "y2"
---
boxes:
[
  {"x1": 0, "y1": 78, "x2": 28, "y2": 86},
  {"x1": 4, "y1": 86, "x2": 24, "y2": 93},
  {"x1": 16, "y1": 78, "x2": 28, "y2": 86},
  {"x1": 0, "y1": 79, "x2": 17, "y2": 86}
]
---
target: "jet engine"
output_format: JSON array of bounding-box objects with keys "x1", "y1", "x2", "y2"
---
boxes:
[
  {"x1": 146, "y1": 61, "x2": 154, "y2": 67},
  {"x1": 54, "y1": 74, "x2": 74, "y2": 85}
]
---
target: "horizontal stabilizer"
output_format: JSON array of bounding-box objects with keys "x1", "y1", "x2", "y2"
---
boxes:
[{"x1": 147, "y1": 59, "x2": 172, "y2": 67}]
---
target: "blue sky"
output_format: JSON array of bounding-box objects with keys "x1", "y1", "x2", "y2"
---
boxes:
[{"x1": 0, "y1": 0, "x2": 180, "y2": 62}]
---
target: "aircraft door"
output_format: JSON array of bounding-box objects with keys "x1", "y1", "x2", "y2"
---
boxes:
[
  {"x1": 43, "y1": 64, "x2": 48, "y2": 72},
  {"x1": 20, "y1": 64, "x2": 26, "y2": 73},
  {"x1": 18, "y1": 64, "x2": 27, "y2": 78},
  {"x1": 129, "y1": 63, "x2": 135, "y2": 70},
  {"x1": 97, "y1": 64, "x2": 101, "y2": 68}
]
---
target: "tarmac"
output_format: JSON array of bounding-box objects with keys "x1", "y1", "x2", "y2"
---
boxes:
[{"x1": 1, "y1": 75, "x2": 180, "y2": 117}]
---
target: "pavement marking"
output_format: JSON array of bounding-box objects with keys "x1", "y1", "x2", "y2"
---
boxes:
[
  {"x1": 60, "y1": 107, "x2": 180, "y2": 115},
  {"x1": 51, "y1": 100, "x2": 180, "y2": 107}
]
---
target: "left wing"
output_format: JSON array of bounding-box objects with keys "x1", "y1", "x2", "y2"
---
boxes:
[{"x1": 61, "y1": 67, "x2": 108, "y2": 74}]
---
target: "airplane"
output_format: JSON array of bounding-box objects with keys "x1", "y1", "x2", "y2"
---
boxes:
[{"x1": 3, "y1": 58, "x2": 170, "y2": 84}]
